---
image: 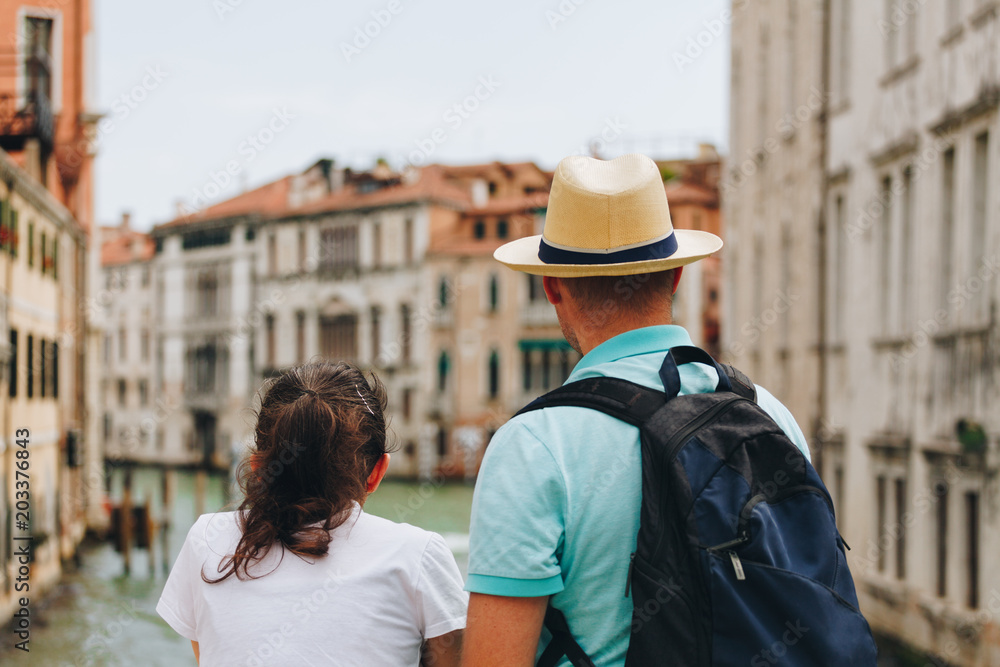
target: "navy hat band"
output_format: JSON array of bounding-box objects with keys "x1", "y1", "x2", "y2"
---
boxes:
[{"x1": 537, "y1": 232, "x2": 678, "y2": 266}]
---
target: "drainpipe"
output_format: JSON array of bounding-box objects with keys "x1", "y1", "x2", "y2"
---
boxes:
[{"x1": 816, "y1": 0, "x2": 832, "y2": 465}]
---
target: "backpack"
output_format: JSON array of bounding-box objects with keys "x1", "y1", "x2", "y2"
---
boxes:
[{"x1": 515, "y1": 346, "x2": 878, "y2": 667}]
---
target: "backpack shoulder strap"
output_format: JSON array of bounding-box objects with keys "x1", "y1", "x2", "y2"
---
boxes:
[
  {"x1": 537, "y1": 607, "x2": 597, "y2": 667},
  {"x1": 515, "y1": 376, "x2": 665, "y2": 427},
  {"x1": 718, "y1": 362, "x2": 757, "y2": 403}
]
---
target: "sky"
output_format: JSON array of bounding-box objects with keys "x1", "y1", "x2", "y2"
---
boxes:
[{"x1": 93, "y1": 0, "x2": 731, "y2": 231}]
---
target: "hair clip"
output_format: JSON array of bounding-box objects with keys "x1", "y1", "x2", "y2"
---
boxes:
[{"x1": 356, "y1": 385, "x2": 375, "y2": 415}]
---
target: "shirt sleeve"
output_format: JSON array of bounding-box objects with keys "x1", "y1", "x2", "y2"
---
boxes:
[
  {"x1": 415, "y1": 532, "x2": 469, "y2": 639},
  {"x1": 466, "y1": 419, "x2": 566, "y2": 598},
  {"x1": 755, "y1": 384, "x2": 812, "y2": 462},
  {"x1": 156, "y1": 518, "x2": 205, "y2": 641}
]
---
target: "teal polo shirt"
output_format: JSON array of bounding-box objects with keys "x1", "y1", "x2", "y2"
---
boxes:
[{"x1": 466, "y1": 325, "x2": 810, "y2": 667}]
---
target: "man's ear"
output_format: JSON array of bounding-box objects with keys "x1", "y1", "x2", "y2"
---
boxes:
[
  {"x1": 672, "y1": 266, "x2": 684, "y2": 295},
  {"x1": 542, "y1": 275, "x2": 563, "y2": 305},
  {"x1": 366, "y1": 453, "x2": 391, "y2": 493}
]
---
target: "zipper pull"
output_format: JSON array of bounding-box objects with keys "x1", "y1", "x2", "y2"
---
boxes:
[
  {"x1": 624, "y1": 552, "x2": 636, "y2": 597},
  {"x1": 729, "y1": 552, "x2": 746, "y2": 581}
]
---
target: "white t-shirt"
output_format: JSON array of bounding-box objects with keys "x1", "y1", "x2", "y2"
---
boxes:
[{"x1": 156, "y1": 503, "x2": 468, "y2": 667}]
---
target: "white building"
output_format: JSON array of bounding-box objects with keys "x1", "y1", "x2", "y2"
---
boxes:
[{"x1": 727, "y1": 1, "x2": 1000, "y2": 663}]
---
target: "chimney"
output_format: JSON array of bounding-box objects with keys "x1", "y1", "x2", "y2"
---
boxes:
[{"x1": 121, "y1": 211, "x2": 131, "y2": 229}]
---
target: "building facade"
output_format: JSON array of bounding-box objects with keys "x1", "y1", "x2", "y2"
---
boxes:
[
  {"x1": 0, "y1": 0, "x2": 98, "y2": 627},
  {"x1": 728, "y1": 1, "x2": 1000, "y2": 663}
]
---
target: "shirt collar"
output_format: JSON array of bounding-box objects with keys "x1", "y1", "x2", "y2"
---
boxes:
[{"x1": 572, "y1": 325, "x2": 694, "y2": 376}]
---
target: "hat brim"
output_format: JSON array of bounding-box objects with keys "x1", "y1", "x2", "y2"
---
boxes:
[{"x1": 493, "y1": 229, "x2": 723, "y2": 277}]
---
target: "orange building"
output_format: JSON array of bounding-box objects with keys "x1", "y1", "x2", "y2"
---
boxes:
[{"x1": 0, "y1": 0, "x2": 97, "y2": 229}]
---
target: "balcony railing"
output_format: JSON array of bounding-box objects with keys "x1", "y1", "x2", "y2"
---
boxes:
[
  {"x1": 521, "y1": 300, "x2": 558, "y2": 326},
  {"x1": 0, "y1": 88, "x2": 54, "y2": 151}
]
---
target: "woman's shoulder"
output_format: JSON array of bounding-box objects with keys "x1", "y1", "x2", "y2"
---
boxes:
[
  {"x1": 354, "y1": 510, "x2": 446, "y2": 551},
  {"x1": 182, "y1": 511, "x2": 243, "y2": 550}
]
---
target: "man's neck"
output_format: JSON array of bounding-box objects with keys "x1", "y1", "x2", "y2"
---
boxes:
[{"x1": 575, "y1": 316, "x2": 673, "y2": 356}]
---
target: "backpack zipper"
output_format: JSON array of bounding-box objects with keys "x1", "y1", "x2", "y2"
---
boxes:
[{"x1": 624, "y1": 552, "x2": 636, "y2": 597}]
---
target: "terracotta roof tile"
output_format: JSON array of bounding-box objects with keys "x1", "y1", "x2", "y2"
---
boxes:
[{"x1": 101, "y1": 231, "x2": 155, "y2": 266}]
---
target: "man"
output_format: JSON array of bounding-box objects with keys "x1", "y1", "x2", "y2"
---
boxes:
[{"x1": 461, "y1": 154, "x2": 811, "y2": 666}]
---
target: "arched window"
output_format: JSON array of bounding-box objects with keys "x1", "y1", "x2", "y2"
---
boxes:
[
  {"x1": 488, "y1": 350, "x2": 500, "y2": 399},
  {"x1": 473, "y1": 220, "x2": 486, "y2": 239},
  {"x1": 496, "y1": 219, "x2": 509, "y2": 239}
]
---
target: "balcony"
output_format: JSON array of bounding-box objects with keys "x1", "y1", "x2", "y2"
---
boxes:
[
  {"x1": 0, "y1": 88, "x2": 54, "y2": 152},
  {"x1": 521, "y1": 300, "x2": 558, "y2": 326}
]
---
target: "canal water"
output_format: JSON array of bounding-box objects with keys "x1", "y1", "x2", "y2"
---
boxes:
[{"x1": 0, "y1": 467, "x2": 473, "y2": 666}]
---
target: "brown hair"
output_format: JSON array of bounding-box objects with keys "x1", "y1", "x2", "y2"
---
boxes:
[
  {"x1": 562, "y1": 269, "x2": 677, "y2": 322},
  {"x1": 205, "y1": 361, "x2": 392, "y2": 583}
]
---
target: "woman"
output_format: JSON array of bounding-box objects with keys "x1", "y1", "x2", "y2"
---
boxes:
[{"x1": 157, "y1": 362, "x2": 467, "y2": 665}]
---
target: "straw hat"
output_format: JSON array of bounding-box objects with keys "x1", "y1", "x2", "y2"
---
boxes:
[{"x1": 494, "y1": 154, "x2": 723, "y2": 277}]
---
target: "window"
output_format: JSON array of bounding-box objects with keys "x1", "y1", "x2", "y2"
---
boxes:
[
  {"x1": 182, "y1": 227, "x2": 230, "y2": 250},
  {"x1": 26, "y1": 335, "x2": 33, "y2": 398},
  {"x1": 936, "y1": 482, "x2": 949, "y2": 597},
  {"x1": 402, "y1": 388, "x2": 413, "y2": 420},
  {"x1": 438, "y1": 350, "x2": 450, "y2": 392},
  {"x1": 370, "y1": 307, "x2": 381, "y2": 363},
  {"x1": 835, "y1": 0, "x2": 851, "y2": 103},
  {"x1": 488, "y1": 274, "x2": 499, "y2": 312},
  {"x1": 966, "y1": 491, "x2": 980, "y2": 608},
  {"x1": 141, "y1": 329, "x2": 150, "y2": 362},
  {"x1": 488, "y1": 350, "x2": 500, "y2": 399},
  {"x1": 51, "y1": 341, "x2": 59, "y2": 398},
  {"x1": 319, "y1": 225, "x2": 359, "y2": 271},
  {"x1": 971, "y1": 133, "x2": 989, "y2": 297},
  {"x1": 400, "y1": 304, "x2": 411, "y2": 364},
  {"x1": 522, "y1": 349, "x2": 532, "y2": 391},
  {"x1": 496, "y1": 219, "x2": 509, "y2": 239},
  {"x1": 900, "y1": 167, "x2": 914, "y2": 329},
  {"x1": 488, "y1": 181, "x2": 497, "y2": 196},
  {"x1": 27, "y1": 221, "x2": 34, "y2": 267},
  {"x1": 39, "y1": 339, "x2": 46, "y2": 398},
  {"x1": 941, "y1": 148, "x2": 956, "y2": 308},
  {"x1": 191, "y1": 345, "x2": 217, "y2": 393},
  {"x1": 119, "y1": 326, "x2": 127, "y2": 361},
  {"x1": 298, "y1": 227, "x2": 307, "y2": 272},
  {"x1": 8, "y1": 329, "x2": 16, "y2": 398},
  {"x1": 437, "y1": 429, "x2": 448, "y2": 458},
  {"x1": 268, "y1": 233, "x2": 277, "y2": 275},
  {"x1": 141, "y1": 266, "x2": 150, "y2": 287},
  {"x1": 138, "y1": 379, "x2": 148, "y2": 406},
  {"x1": 878, "y1": 176, "x2": 892, "y2": 335},
  {"x1": 195, "y1": 267, "x2": 219, "y2": 317},
  {"x1": 894, "y1": 478, "x2": 906, "y2": 579},
  {"x1": 527, "y1": 274, "x2": 546, "y2": 303},
  {"x1": 439, "y1": 277, "x2": 450, "y2": 308},
  {"x1": 474, "y1": 220, "x2": 486, "y2": 239},
  {"x1": 404, "y1": 218, "x2": 414, "y2": 263},
  {"x1": 884, "y1": 0, "x2": 899, "y2": 70},
  {"x1": 757, "y1": 27, "x2": 769, "y2": 143},
  {"x1": 23, "y1": 17, "x2": 54, "y2": 104},
  {"x1": 876, "y1": 475, "x2": 887, "y2": 572},
  {"x1": 296, "y1": 311, "x2": 306, "y2": 363},
  {"x1": 265, "y1": 315, "x2": 275, "y2": 368},
  {"x1": 320, "y1": 314, "x2": 358, "y2": 362},
  {"x1": 118, "y1": 378, "x2": 126, "y2": 407},
  {"x1": 40, "y1": 230, "x2": 47, "y2": 275},
  {"x1": 784, "y1": 0, "x2": 798, "y2": 117},
  {"x1": 372, "y1": 222, "x2": 382, "y2": 268}
]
